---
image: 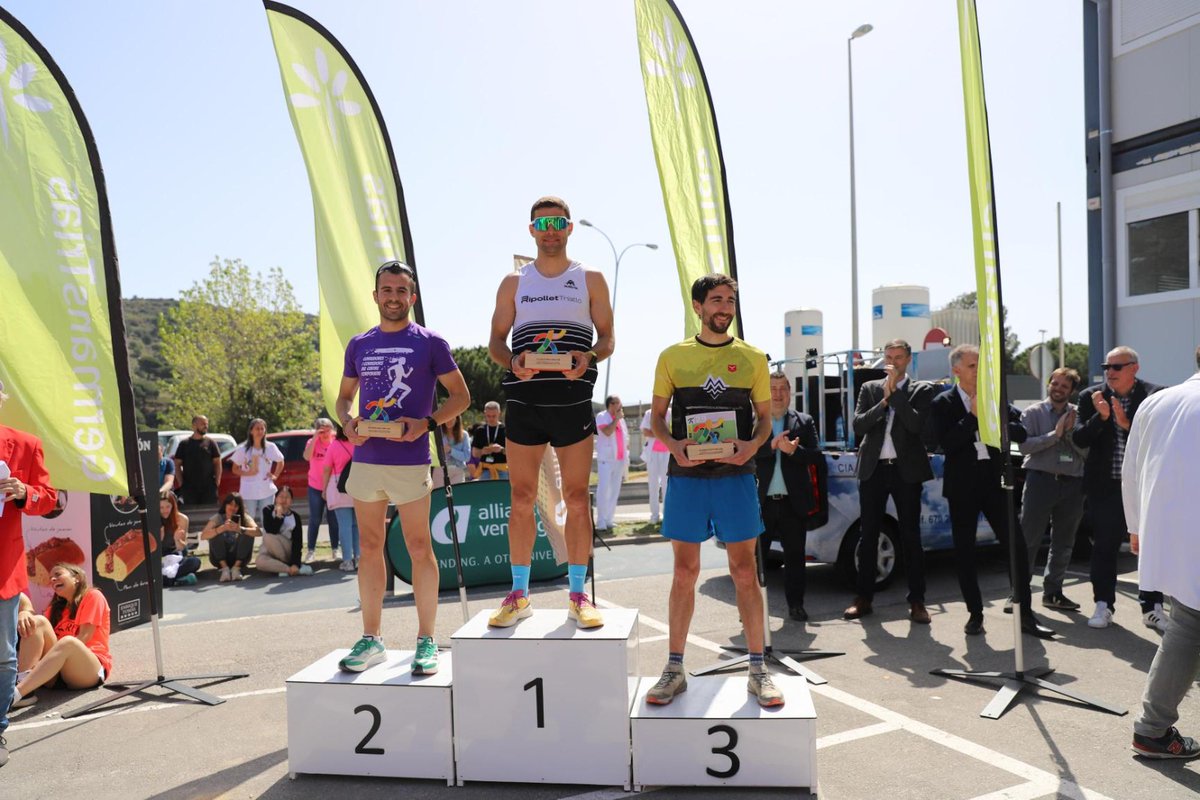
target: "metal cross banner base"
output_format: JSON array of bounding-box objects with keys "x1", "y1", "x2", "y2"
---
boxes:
[
  {"x1": 932, "y1": 665, "x2": 1128, "y2": 720},
  {"x1": 62, "y1": 669, "x2": 249, "y2": 719},
  {"x1": 692, "y1": 537, "x2": 843, "y2": 686},
  {"x1": 691, "y1": 643, "x2": 844, "y2": 687}
]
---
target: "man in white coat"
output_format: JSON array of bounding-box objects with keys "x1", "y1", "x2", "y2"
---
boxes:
[
  {"x1": 1123, "y1": 346, "x2": 1200, "y2": 760},
  {"x1": 595, "y1": 395, "x2": 629, "y2": 531}
]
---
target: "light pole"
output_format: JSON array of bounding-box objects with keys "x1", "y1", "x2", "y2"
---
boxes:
[
  {"x1": 848, "y1": 23, "x2": 872, "y2": 350},
  {"x1": 578, "y1": 218, "x2": 658, "y2": 399}
]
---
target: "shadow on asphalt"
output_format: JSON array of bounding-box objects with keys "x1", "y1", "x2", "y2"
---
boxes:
[{"x1": 145, "y1": 748, "x2": 288, "y2": 799}]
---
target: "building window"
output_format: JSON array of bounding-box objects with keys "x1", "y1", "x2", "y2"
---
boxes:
[{"x1": 1127, "y1": 211, "x2": 1189, "y2": 296}]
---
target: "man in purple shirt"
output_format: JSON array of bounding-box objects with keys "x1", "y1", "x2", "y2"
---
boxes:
[{"x1": 335, "y1": 261, "x2": 470, "y2": 676}]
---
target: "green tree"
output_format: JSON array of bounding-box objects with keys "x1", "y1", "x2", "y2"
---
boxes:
[
  {"x1": 942, "y1": 291, "x2": 1020, "y2": 373},
  {"x1": 1013, "y1": 338, "x2": 1089, "y2": 380},
  {"x1": 451, "y1": 345, "x2": 506, "y2": 424},
  {"x1": 159, "y1": 257, "x2": 321, "y2": 436}
]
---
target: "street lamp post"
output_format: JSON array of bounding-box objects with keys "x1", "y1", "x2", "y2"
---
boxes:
[
  {"x1": 578, "y1": 218, "x2": 658, "y2": 399},
  {"x1": 848, "y1": 23, "x2": 872, "y2": 350}
]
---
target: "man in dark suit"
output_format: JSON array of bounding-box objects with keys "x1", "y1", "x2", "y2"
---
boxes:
[
  {"x1": 931, "y1": 345, "x2": 1052, "y2": 638},
  {"x1": 844, "y1": 339, "x2": 935, "y2": 623},
  {"x1": 1072, "y1": 345, "x2": 1164, "y2": 630},
  {"x1": 756, "y1": 371, "x2": 823, "y2": 622}
]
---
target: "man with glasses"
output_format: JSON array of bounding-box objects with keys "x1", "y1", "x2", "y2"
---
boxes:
[
  {"x1": 470, "y1": 401, "x2": 507, "y2": 480},
  {"x1": 1073, "y1": 346, "x2": 1163, "y2": 629},
  {"x1": 335, "y1": 261, "x2": 470, "y2": 675},
  {"x1": 486, "y1": 196, "x2": 614, "y2": 629}
]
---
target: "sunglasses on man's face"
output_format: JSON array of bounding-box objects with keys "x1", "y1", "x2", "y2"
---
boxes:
[
  {"x1": 1101, "y1": 362, "x2": 1134, "y2": 372},
  {"x1": 531, "y1": 216, "x2": 570, "y2": 232}
]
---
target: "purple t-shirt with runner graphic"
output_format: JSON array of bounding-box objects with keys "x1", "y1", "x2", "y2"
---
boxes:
[{"x1": 343, "y1": 323, "x2": 457, "y2": 466}]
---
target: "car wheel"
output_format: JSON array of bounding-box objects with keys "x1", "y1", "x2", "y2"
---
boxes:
[{"x1": 836, "y1": 521, "x2": 899, "y2": 592}]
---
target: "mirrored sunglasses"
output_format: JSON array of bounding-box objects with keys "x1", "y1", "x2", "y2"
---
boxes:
[{"x1": 531, "y1": 216, "x2": 570, "y2": 232}]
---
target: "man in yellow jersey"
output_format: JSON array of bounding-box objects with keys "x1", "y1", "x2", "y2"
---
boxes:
[
  {"x1": 644, "y1": 274, "x2": 783, "y2": 707},
  {"x1": 486, "y1": 196, "x2": 614, "y2": 629}
]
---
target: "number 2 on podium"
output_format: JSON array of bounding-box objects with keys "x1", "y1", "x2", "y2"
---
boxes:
[{"x1": 523, "y1": 677, "x2": 545, "y2": 728}]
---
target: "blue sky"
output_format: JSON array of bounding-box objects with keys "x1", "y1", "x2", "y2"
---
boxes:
[{"x1": 3, "y1": 1, "x2": 1088, "y2": 407}]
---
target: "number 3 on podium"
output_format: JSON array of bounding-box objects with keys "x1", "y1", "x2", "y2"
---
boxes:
[{"x1": 706, "y1": 724, "x2": 740, "y2": 778}]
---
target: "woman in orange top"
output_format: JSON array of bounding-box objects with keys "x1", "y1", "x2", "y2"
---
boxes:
[{"x1": 10, "y1": 563, "x2": 111, "y2": 710}]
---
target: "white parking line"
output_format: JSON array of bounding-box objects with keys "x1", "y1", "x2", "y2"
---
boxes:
[
  {"x1": 600, "y1": 598, "x2": 1114, "y2": 800},
  {"x1": 968, "y1": 780, "x2": 1062, "y2": 800},
  {"x1": 815, "y1": 721, "x2": 900, "y2": 749},
  {"x1": 7, "y1": 686, "x2": 286, "y2": 732}
]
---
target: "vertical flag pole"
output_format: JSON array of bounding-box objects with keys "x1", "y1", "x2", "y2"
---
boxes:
[{"x1": 929, "y1": 0, "x2": 1123, "y2": 718}]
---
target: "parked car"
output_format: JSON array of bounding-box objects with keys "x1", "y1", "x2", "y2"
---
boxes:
[{"x1": 217, "y1": 429, "x2": 314, "y2": 502}]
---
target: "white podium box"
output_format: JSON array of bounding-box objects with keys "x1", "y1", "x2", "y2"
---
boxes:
[
  {"x1": 451, "y1": 608, "x2": 639, "y2": 787},
  {"x1": 630, "y1": 673, "x2": 817, "y2": 790},
  {"x1": 286, "y1": 649, "x2": 454, "y2": 784}
]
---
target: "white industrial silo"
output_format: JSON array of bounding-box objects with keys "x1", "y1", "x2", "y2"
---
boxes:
[
  {"x1": 783, "y1": 309, "x2": 823, "y2": 409},
  {"x1": 871, "y1": 285, "x2": 930, "y2": 351}
]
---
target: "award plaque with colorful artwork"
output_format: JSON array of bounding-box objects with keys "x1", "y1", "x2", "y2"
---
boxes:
[
  {"x1": 684, "y1": 410, "x2": 737, "y2": 460},
  {"x1": 360, "y1": 397, "x2": 407, "y2": 438},
  {"x1": 523, "y1": 328, "x2": 574, "y2": 371}
]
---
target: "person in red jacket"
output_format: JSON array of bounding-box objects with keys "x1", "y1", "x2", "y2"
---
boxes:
[{"x1": 0, "y1": 379, "x2": 58, "y2": 767}]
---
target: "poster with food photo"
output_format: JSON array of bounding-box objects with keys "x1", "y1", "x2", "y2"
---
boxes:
[{"x1": 23, "y1": 490, "x2": 91, "y2": 615}]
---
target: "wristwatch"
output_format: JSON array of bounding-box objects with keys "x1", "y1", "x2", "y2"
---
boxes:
[
  {"x1": 585, "y1": 349, "x2": 599, "y2": 363},
  {"x1": 425, "y1": 416, "x2": 437, "y2": 432}
]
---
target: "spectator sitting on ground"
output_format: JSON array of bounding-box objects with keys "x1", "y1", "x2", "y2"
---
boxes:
[
  {"x1": 11, "y1": 564, "x2": 112, "y2": 711},
  {"x1": 202, "y1": 492, "x2": 259, "y2": 583},
  {"x1": 258, "y1": 486, "x2": 312, "y2": 577},
  {"x1": 159, "y1": 491, "x2": 200, "y2": 587}
]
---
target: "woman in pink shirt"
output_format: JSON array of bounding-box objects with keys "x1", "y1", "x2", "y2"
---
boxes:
[
  {"x1": 322, "y1": 427, "x2": 357, "y2": 571},
  {"x1": 302, "y1": 418, "x2": 340, "y2": 563}
]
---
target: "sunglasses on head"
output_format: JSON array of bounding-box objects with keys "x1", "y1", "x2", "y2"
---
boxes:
[
  {"x1": 1101, "y1": 362, "x2": 1134, "y2": 372},
  {"x1": 531, "y1": 216, "x2": 570, "y2": 232},
  {"x1": 375, "y1": 260, "x2": 415, "y2": 278}
]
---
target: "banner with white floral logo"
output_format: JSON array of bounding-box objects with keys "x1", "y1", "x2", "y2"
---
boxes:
[
  {"x1": 0, "y1": 8, "x2": 130, "y2": 494},
  {"x1": 635, "y1": 0, "x2": 739, "y2": 338},
  {"x1": 264, "y1": 2, "x2": 418, "y2": 417},
  {"x1": 957, "y1": 0, "x2": 1003, "y2": 447}
]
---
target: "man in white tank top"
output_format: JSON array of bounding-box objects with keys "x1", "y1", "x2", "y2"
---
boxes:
[{"x1": 486, "y1": 196, "x2": 615, "y2": 629}]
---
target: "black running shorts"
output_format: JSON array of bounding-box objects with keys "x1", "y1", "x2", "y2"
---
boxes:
[{"x1": 505, "y1": 400, "x2": 596, "y2": 448}]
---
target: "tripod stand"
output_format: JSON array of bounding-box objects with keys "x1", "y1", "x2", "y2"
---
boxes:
[
  {"x1": 691, "y1": 535, "x2": 842, "y2": 685},
  {"x1": 63, "y1": 497, "x2": 247, "y2": 720}
]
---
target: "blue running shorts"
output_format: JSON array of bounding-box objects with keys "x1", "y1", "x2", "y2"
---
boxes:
[{"x1": 660, "y1": 473, "x2": 763, "y2": 544}]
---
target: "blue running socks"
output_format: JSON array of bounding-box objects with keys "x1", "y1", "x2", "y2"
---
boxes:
[
  {"x1": 668, "y1": 652, "x2": 684, "y2": 666},
  {"x1": 568, "y1": 563, "x2": 588, "y2": 595},
  {"x1": 511, "y1": 565, "x2": 531, "y2": 597},
  {"x1": 749, "y1": 652, "x2": 765, "y2": 669}
]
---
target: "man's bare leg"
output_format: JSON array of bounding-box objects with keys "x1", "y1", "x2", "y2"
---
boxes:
[
  {"x1": 505, "y1": 440, "x2": 547, "y2": 566},
  {"x1": 668, "y1": 540, "x2": 702, "y2": 653},
  {"x1": 489, "y1": 440, "x2": 545, "y2": 626},
  {"x1": 355, "y1": 497, "x2": 391, "y2": 636},
  {"x1": 555, "y1": 435, "x2": 605, "y2": 626},
  {"x1": 554, "y1": 436, "x2": 597, "y2": 564},
  {"x1": 725, "y1": 538, "x2": 764, "y2": 652},
  {"x1": 396, "y1": 492, "x2": 436, "y2": 638}
]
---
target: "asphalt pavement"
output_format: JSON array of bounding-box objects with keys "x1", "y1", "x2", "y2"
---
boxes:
[{"x1": 3, "y1": 499, "x2": 1199, "y2": 799}]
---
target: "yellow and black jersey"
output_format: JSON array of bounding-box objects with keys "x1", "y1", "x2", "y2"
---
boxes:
[{"x1": 652, "y1": 336, "x2": 770, "y2": 479}]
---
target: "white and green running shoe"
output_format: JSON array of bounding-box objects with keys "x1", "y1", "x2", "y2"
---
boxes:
[
  {"x1": 412, "y1": 635, "x2": 439, "y2": 675},
  {"x1": 338, "y1": 636, "x2": 386, "y2": 673}
]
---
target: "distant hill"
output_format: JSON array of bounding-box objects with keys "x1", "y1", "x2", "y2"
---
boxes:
[{"x1": 122, "y1": 297, "x2": 176, "y2": 431}]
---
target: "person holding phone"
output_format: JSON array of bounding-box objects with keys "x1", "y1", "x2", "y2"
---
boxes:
[{"x1": 201, "y1": 492, "x2": 259, "y2": 583}]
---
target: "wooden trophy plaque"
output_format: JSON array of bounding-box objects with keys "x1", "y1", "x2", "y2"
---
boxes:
[
  {"x1": 359, "y1": 419, "x2": 407, "y2": 438},
  {"x1": 524, "y1": 352, "x2": 573, "y2": 371},
  {"x1": 686, "y1": 441, "x2": 736, "y2": 461}
]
